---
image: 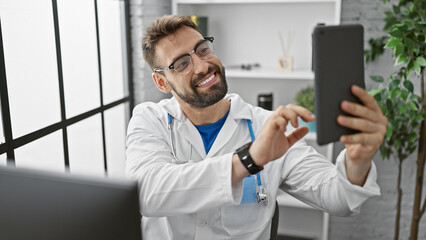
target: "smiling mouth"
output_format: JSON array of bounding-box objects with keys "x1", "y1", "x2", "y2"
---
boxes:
[{"x1": 197, "y1": 73, "x2": 215, "y2": 87}]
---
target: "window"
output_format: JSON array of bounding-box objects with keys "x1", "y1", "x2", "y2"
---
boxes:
[{"x1": 0, "y1": 0, "x2": 133, "y2": 177}]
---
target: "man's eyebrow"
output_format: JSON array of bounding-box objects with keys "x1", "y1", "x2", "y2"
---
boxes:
[{"x1": 169, "y1": 38, "x2": 205, "y2": 64}]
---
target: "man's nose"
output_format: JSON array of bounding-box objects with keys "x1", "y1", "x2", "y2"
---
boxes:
[{"x1": 191, "y1": 54, "x2": 209, "y2": 75}]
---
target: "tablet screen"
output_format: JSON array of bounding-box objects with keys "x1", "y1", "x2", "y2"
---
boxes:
[{"x1": 312, "y1": 24, "x2": 365, "y2": 145}]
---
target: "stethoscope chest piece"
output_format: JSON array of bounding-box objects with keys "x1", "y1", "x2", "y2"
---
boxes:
[{"x1": 257, "y1": 185, "x2": 268, "y2": 206}]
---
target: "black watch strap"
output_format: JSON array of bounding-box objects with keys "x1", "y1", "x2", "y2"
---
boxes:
[{"x1": 235, "y1": 142, "x2": 263, "y2": 175}]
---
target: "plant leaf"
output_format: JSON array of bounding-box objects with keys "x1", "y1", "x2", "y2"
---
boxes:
[
  {"x1": 410, "y1": 110, "x2": 416, "y2": 119},
  {"x1": 416, "y1": 57, "x2": 426, "y2": 67},
  {"x1": 399, "y1": 104, "x2": 409, "y2": 114},
  {"x1": 395, "y1": 54, "x2": 407, "y2": 65},
  {"x1": 394, "y1": 139, "x2": 401, "y2": 150},
  {"x1": 385, "y1": 38, "x2": 400, "y2": 48},
  {"x1": 392, "y1": 5, "x2": 401, "y2": 14},
  {"x1": 390, "y1": 88, "x2": 401, "y2": 98},
  {"x1": 386, "y1": 99, "x2": 393, "y2": 110},
  {"x1": 369, "y1": 89, "x2": 379, "y2": 95},
  {"x1": 370, "y1": 75, "x2": 384, "y2": 82},
  {"x1": 394, "y1": 43, "x2": 404, "y2": 57},
  {"x1": 403, "y1": 80, "x2": 414, "y2": 92},
  {"x1": 390, "y1": 79, "x2": 400, "y2": 90},
  {"x1": 401, "y1": 89, "x2": 409, "y2": 101},
  {"x1": 409, "y1": 132, "x2": 418, "y2": 143},
  {"x1": 390, "y1": 28, "x2": 403, "y2": 38},
  {"x1": 405, "y1": 38, "x2": 414, "y2": 53},
  {"x1": 407, "y1": 59, "x2": 414, "y2": 76},
  {"x1": 386, "y1": 125, "x2": 393, "y2": 140},
  {"x1": 408, "y1": 101, "x2": 418, "y2": 111},
  {"x1": 414, "y1": 61, "x2": 421, "y2": 75},
  {"x1": 416, "y1": 113, "x2": 425, "y2": 121}
]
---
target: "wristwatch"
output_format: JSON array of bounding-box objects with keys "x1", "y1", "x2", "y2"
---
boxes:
[{"x1": 235, "y1": 142, "x2": 263, "y2": 175}]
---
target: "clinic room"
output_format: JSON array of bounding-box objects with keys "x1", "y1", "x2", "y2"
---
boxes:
[{"x1": 0, "y1": 0, "x2": 425, "y2": 239}]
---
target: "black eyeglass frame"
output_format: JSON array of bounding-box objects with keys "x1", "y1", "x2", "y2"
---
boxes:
[{"x1": 153, "y1": 36, "x2": 214, "y2": 74}]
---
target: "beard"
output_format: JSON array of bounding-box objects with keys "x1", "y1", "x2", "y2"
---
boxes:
[{"x1": 167, "y1": 64, "x2": 228, "y2": 109}]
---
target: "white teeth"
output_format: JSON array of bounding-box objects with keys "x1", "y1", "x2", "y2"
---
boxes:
[{"x1": 197, "y1": 74, "x2": 215, "y2": 87}]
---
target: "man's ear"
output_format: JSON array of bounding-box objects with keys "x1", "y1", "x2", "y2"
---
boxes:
[{"x1": 152, "y1": 72, "x2": 172, "y2": 93}]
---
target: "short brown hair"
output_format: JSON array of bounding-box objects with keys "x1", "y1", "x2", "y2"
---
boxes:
[{"x1": 142, "y1": 15, "x2": 202, "y2": 71}]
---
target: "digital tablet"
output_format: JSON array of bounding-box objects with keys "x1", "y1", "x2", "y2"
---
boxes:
[{"x1": 312, "y1": 24, "x2": 365, "y2": 145}]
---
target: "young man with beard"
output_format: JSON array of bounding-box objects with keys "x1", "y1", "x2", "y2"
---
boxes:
[{"x1": 126, "y1": 15, "x2": 388, "y2": 240}]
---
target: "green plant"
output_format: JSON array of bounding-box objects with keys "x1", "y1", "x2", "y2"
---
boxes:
[
  {"x1": 364, "y1": 36, "x2": 387, "y2": 63},
  {"x1": 369, "y1": 71, "x2": 424, "y2": 240},
  {"x1": 370, "y1": 72, "x2": 424, "y2": 160},
  {"x1": 295, "y1": 86, "x2": 314, "y2": 113},
  {"x1": 365, "y1": 0, "x2": 426, "y2": 239}
]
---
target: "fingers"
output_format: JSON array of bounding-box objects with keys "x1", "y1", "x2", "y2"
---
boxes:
[
  {"x1": 265, "y1": 104, "x2": 315, "y2": 134},
  {"x1": 338, "y1": 85, "x2": 388, "y2": 141},
  {"x1": 273, "y1": 114, "x2": 288, "y2": 132},
  {"x1": 275, "y1": 106, "x2": 298, "y2": 128},
  {"x1": 337, "y1": 115, "x2": 386, "y2": 133},
  {"x1": 340, "y1": 100, "x2": 382, "y2": 123},
  {"x1": 287, "y1": 126, "x2": 309, "y2": 146},
  {"x1": 337, "y1": 86, "x2": 388, "y2": 168},
  {"x1": 350, "y1": 85, "x2": 381, "y2": 112},
  {"x1": 272, "y1": 104, "x2": 315, "y2": 130},
  {"x1": 340, "y1": 85, "x2": 387, "y2": 124},
  {"x1": 286, "y1": 104, "x2": 316, "y2": 122},
  {"x1": 340, "y1": 132, "x2": 385, "y2": 145}
]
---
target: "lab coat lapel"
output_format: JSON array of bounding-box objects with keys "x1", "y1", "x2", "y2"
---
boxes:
[
  {"x1": 164, "y1": 97, "x2": 207, "y2": 159},
  {"x1": 177, "y1": 118, "x2": 207, "y2": 159},
  {"x1": 206, "y1": 117, "x2": 237, "y2": 158},
  {"x1": 207, "y1": 94, "x2": 253, "y2": 158}
]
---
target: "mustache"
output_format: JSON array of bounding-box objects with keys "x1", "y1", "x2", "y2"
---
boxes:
[{"x1": 191, "y1": 65, "x2": 222, "y2": 88}]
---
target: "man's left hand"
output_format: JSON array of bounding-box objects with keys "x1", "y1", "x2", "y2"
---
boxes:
[{"x1": 337, "y1": 85, "x2": 388, "y2": 186}]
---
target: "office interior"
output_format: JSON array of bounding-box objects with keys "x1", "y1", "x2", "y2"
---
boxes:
[{"x1": 0, "y1": 0, "x2": 425, "y2": 240}]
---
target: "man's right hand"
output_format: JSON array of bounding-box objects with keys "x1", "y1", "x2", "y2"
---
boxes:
[
  {"x1": 249, "y1": 104, "x2": 315, "y2": 166},
  {"x1": 231, "y1": 104, "x2": 314, "y2": 185}
]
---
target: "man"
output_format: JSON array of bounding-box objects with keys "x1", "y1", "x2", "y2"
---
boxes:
[{"x1": 126, "y1": 15, "x2": 387, "y2": 239}]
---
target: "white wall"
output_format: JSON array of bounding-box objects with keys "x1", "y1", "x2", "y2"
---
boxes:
[{"x1": 130, "y1": 0, "x2": 171, "y2": 105}]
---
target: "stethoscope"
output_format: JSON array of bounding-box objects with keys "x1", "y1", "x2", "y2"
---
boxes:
[{"x1": 167, "y1": 113, "x2": 268, "y2": 206}]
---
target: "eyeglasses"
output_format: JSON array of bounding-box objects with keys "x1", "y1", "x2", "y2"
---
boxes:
[{"x1": 153, "y1": 37, "x2": 215, "y2": 76}]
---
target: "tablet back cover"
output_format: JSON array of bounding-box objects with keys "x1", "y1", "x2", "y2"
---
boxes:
[{"x1": 313, "y1": 24, "x2": 365, "y2": 145}]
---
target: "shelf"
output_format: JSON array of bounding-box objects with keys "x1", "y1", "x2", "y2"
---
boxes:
[
  {"x1": 176, "y1": 0, "x2": 337, "y2": 4},
  {"x1": 226, "y1": 69, "x2": 314, "y2": 80},
  {"x1": 276, "y1": 190, "x2": 314, "y2": 209},
  {"x1": 174, "y1": 2, "x2": 336, "y2": 239}
]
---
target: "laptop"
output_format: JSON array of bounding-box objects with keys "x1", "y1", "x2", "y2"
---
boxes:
[{"x1": 0, "y1": 165, "x2": 142, "y2": 240}]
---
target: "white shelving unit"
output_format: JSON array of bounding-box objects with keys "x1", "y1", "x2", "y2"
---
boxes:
[
  {"x1": 173, "y1": 1, "x2": 340, "y2": 239},
  {"x1": 226, "y1": 69, "x2": 314, "y2": 80},
  {"x1": 277, "y1": 132, "x2": 333, "y2": 240},
  {"x1": 173, "y1": 0, "x2": 341, "y2": 110}
]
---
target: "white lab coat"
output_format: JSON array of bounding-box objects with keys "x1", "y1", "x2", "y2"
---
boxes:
[{"x1": 126, "y1": 93, "x2": 380, "y2": 240}]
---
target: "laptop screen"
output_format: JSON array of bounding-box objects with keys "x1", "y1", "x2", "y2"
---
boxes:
[{"x1": 0, "y1": 166, "x2": 141, "y2": 240}]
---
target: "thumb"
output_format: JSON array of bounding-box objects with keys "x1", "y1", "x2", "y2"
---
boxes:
[{"x1": 286, "y1": 126, "x2": 309, "y2": 146}]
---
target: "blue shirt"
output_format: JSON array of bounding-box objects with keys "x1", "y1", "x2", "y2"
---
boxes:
[{"x1": 194, "y1": 110, "x2": 230, "y2": 154}]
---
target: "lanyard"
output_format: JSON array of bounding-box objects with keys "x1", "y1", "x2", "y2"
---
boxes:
[
  {"x1": 246, "y1": 119, "x2": 268, "y2": 206},
  {"x1": 246, "y1": 119, "x2": 262, "y2": 187}
]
